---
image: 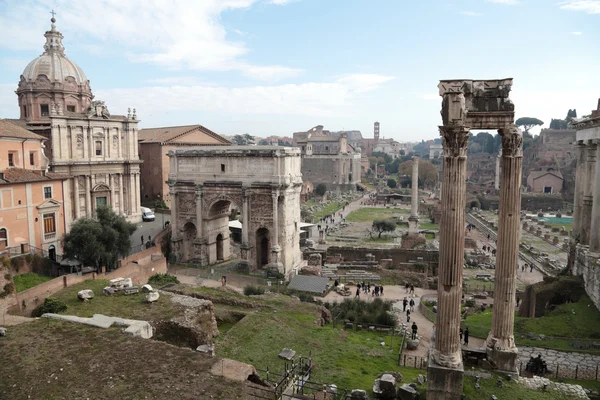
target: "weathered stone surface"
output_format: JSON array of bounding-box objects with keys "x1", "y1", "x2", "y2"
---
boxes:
[
  {"x1": 397, "y1": 384, "x2": 418, "y2": 400},
  {"x1": 373, "y1": 373, "x2": 397, "y2": 399},
  {"x1": 210, "y1": 358, "x2": 257, "y2": 382},
  {"x1": 406, "y1": 339, "x2": 420, "y2": 350},
  {"x1": 42, "y1": 313, "x2": 153, "y2": 339},
  {"x1": 77, "y1": 289, "x2": 94, "y2": 301},
  {"x1": 196, "y1": 344, "x2": 215, "y2": 356},
  {"x1": 0, "y1": 327, "x2": 6, "y2": 337},
  {"x1": 142, "y1": 284, "x2": 153, "y2": 293},
  {"x1": 320, "y1": 306, "x2": 332, "y2": 324},
  {"x1": 349, "y1": 389, "x2": 369, "y2": 399},
  {"x1": 417, "y1": 374, "x2": 425, "y2": 385},
  {"x1": 145, "y1": 292, "x2": 160, "y2": 303},
  {"x1": 103, "y1": 286, "x2": 115, "y2": 296}
]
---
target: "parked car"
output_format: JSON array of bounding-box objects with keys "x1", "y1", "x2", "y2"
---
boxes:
[{"x1": 141, "y1": 206, "x2": 156, "y2": 222}]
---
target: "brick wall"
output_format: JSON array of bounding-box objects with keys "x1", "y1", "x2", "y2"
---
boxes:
[{"x1": 326, "y1": 246, "x2": 439, "y2": 267}]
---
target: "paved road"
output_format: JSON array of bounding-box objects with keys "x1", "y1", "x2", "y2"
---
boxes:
[{"x1": 130, "y1": 214, "x2": 170, "y2": 251}]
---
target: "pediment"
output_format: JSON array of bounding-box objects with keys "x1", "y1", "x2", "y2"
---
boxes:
[
  {"x1": 92, "y1": 183, "x2": 110, "y2": 192},
  {"x1": 37, "y1": 199, "x2": 62, "y2": 210}
]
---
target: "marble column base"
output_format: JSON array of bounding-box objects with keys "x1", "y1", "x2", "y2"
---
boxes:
[
  {"x1": 486, "y1": 346, "x2": 519, "y2": 377},
  {"x1": 426, "y1": 352, "x2": 464, "y2": 400},
  {"x1": 408, "y1": 216, "x2": 419, "y2": 234}
]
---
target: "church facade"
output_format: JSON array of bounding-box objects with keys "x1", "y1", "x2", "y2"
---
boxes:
[{"x1": 14, "y1": 17, "x2": 141, "y2": 225}]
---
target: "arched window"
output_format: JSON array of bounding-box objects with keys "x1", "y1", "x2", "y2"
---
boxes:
[{"x1": 0, "y1": 228, "x2": 7, "y2": 251}]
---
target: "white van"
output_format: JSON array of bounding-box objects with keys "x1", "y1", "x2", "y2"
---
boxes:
[{"x1": 141, "y1": 207, "x2": 156, "y2": 222}]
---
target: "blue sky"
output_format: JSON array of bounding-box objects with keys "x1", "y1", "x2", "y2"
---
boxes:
[{"x1": 0, "y1": 0, "x2": 598, "y2": 141}]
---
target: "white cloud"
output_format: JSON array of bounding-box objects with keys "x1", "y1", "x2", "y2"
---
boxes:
[
  {"x1": 487, "y1": 0, "x2": 519, "y2": 4},
  {"x1": 570, "y1": 31, "x2": 583, "y2": 35},
  {"x1": 88, "y1": 74, "x2": 394, "y2": 122},
  {"x1": 0, "y1": 0, "x2": 300, "y2": 81},
  {"x1": 559, "y1": 0, "x2": 600, "y2": 14},
  {"x1": 418, "y1": 94, "x2": 440, "y2": 101},
  {"x1": 266, "y1": 0, "x2": 297, "y2": 4},
  {"x1": 460, "y1": 11, "x2": 483, "y2": 16}
]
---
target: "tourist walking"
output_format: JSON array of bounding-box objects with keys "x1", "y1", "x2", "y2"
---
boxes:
[
  {"x1": 530, "y1": 264, "x2": 533, "y2": 273},
  {"x1": 141, "y1": 235, "x2": 144, "y2": 245},
  {"x1": 406, "y1": 309, "x2": 411, "y2": 323},
  {"x1": 405, "y1": 282, "x2": 410, "y2": 293},
  {"x1": 379, "y1": 285, "x2": 384, "y2": 296},
  {"x1": 403, "y1": 297, "x2": 408, "y2": 312},
  {"x1": 410, "y1": 284, "x2": 415, "y2": 296},
  {"x1": 355, "y1": 287, "x2": 360, "y2": 299},
  {"x1": 409, "y1": 298, "x2": 415, "y2": 312},
  {"x1": 464, "y1": 327, "x2": 469, "y2": 346},
  {"x1": 459, "y1": 328, "x2": 463, "y2": 343},
  {"x1": 411, "y1": 322, "x2": 418, "y2": 340}
]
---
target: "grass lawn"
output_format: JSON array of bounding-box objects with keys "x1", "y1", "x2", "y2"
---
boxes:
[
  {"x1": 346, "y1": 207, "x2": 409, "y2": 223},
  {"x1": 363, "y1": 235, "x2": 395, "y2": 243},
  {"x1": 463, "y1": 294, "x2": 600, "y2": 353},
  {"x1": 312, "y1": 200, "x2": 345, "y2": 222},
  {"x1": 419, "y1": 222, "x2": 439, "y2": 231},
  {"x1": 463, "y1": 375, "x2": 572, "y2": 400},
  {"x1": 13, "y1": 272, "x2": 53, "y2": 292}
]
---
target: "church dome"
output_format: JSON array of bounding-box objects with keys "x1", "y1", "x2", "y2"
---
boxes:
[{"x1": 19, "y1": 18, "x2": 89, "y2": 86}]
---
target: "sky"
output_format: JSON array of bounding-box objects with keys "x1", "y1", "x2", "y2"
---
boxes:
[{"x1": 0, "y1": 0, "x2": 598, "y2": 142}]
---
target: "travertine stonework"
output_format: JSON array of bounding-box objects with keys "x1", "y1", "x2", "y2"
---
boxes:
[{"x1": 167, "y1": 146, "x2": 303, "y2": 278}]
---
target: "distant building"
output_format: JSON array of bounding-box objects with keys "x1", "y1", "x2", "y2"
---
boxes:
[
  {"x1": 361, "y1": 121, "x2": 410, "y2": 157},
  {"x1": 429, "y1": 143, "x2": 443, "y2": 159},
  {"x1": 138, "y1": 124, "x2": 230, "y2": 207},
  {"x1": 293, "y1": 125, "x2": 361, "y2": 191},
  {"x1": 527, "y1": 170, "x2": 563, "y2": 194},
  {"x1": 0, "y1": 120, "x2": 69, "y2": 258}
]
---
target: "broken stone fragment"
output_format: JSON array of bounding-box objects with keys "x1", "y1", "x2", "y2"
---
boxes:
[
  {"x1": 141, "y1": 284, "x2": 153, "y2": 293},
  {"x1": 103, "y1": 286, "x2": 115, "y2": 296},
  {"x1": 145, "y1": 292, "x2": 160, "y2": 303},
  {"x1": 77, "y1": 289, "x2": 94, "y2": 301},
  {"x1": 0, "y1": 327, "x2": 6, "y2": 337}
]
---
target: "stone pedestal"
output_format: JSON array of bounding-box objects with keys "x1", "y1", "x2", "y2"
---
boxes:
[
  {"x1": 427, "y1": 346, "x2": 464, "y2": 400},
  {"x1": 408, "y1": 215, "x2": 419, "y2": 234},
  {"x1": 240, "y1": 244, "x2": 252, "y2": 263},
  {"x1": 486, "y1": 346, "x2": 518, "y2": 376}
]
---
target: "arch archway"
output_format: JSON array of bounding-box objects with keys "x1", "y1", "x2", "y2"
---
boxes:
[
  {"x1": 0, "y1": 228, "x2": 7, "y2": 251},
  {"x1": 256, "y1": 227, "x2": 270, "y2": 267},
  {"x1": 48, "y1": 245, "x2": 56, "y2": 261},
  {"x1": 182, "y1": 222, "x2": 197, "y2": 261},
  {"x1": 216, "y1": 234, "x2": 224, "y2": 261}
]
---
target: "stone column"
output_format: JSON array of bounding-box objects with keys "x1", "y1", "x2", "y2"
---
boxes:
[
  {"x1": 582, "y1": 141, "x2": 597, "y2": 245},
  {"x1": 74, "y1": 176, "x2": 81, "y2": 220},
  {"x1": 427, "y1": 125, "x2": 469, "y2": 400},
  {"x1": 590, "y1": 142, "x2": 600, "y2": 253},
  {"x1": 170, "y1": 185, "x2": 178, "y2": 239},
  {"x1": 572, "y1": 141, "x2": 586, "y2": 242},
  {"x1": 135, "y1": 172, "x2": 141, "y2": 215},
  {"x1": 494, "y1": 151, "x2": 501, "y2": 190},
  {"x1": 408, "y1": 156, "x2": 420, "y2": 234},
  {"x1": 195, "y1": 185, "x2": 208, "y2": 265},
  {"x1": 118, "y1": 174, "x2": 124, "y2": 215},
  {"x1": 271, "y1": 190, "x2": 282, "y2": 267},
  {"x1": 486, "y1": 125, "x2": 522, "y2": 374},
  {"x1": 129, "y1": 173, "x2": 136, "y2": 216},
  {"x1": 240, "y1": 188, "x2": 251, "y2": 263},
  {"x1": 85, "y1": 175, "x2": 92, "y2": 217}
]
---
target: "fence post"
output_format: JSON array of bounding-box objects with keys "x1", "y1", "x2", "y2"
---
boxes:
[
  {"x1": 404, "y1": 354, "x2": 406, "y2": 366},
  {"x1": 414, "y1": 356, "x2": 417, "y2": 368},
  {"x1": 576, "y1": 365, "x2": 578, "y2": 380},
  {"x1": 596, "y1": 365, "x2": 598, "y2": 381},
  {"x1": 556, "y1": 364, "x2": 559, "y2": 379}
]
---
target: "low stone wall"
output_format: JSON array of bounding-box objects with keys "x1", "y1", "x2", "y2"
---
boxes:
[
  {"x1": 9, "y1": 245, "x2": 167, "y2": 316},
  {"x1": 518, "y1": 276, "x2": 585, "y2": 318},
  {"x1": 0, "y1": 263, "x2": 17, "y2": 318},
  {"x1": 325, "y1": 246, "x2": 438, "y2": 269},
  {"x1": 572, "y1": 244, "x2": 600, "y2": 312}
]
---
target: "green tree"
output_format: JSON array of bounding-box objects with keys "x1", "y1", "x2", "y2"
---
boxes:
[
  {"x1": 549, "y1": 119, "x2": 568, "y2": 130},
  {"x1": 315, "y1": 184, "x2": 327, "y2": 196},
  {"x1": 387, "y1": 178, "x2": 397, "y2": 188},
  {"x1": 231, "y1": 134, "x2": 256, "y2": 145},
  {"x1": 516, "y1": 117, "x2": 544, "y2": 134},
  {"x1": 398, "y1": 159, "x2": 438, "y2": 188},
  {"x1": 63, "y1": 206, "x2": 137, "y2": 270},
  {"x1": 372, "y1": 219, "x2": 396, "y2": 238}
]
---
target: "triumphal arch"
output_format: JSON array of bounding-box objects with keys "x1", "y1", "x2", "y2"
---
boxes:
[{"x1": 167, "y1": 146, "x2": 303, "y2": 277}]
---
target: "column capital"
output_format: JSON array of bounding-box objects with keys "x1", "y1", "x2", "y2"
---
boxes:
[
  {"x1": 498, "y1": 125, "x2": 523, "y2": 157},
  {"x1": 439, "y1": 125, "x2": 470, "y2": 157},
  {"x1": 412, "y1": 155, "x2": 419, "y2": 162},
  {"x1": 242, "y1": 188, "x2": 252, "y2": 198},
  {"x1": 272, "y1": 190, "x2": 280, "y2": 200}
]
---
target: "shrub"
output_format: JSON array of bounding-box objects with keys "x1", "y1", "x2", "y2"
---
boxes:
[
  {"x1": 387, "y1": 179, "x2": 397, "y2": 189},
  {"x1": 315, "y1": 184, "x2": 327, "y2": 196},
  {"x1": 244, "y1": 285, "x2": 265, "y2": 296},
  {"x1": 556, "y1": 212, "x2": 562, "y2": 218},
  {"x1": 537, "y1": 212, "x2": 544, "y2": 218},
  {"x1": 148, "y1": 273, "x2": 179, "y2": 287},
  {"x1": 32, "y1": 297, "x2": 67, "y2": 317}
]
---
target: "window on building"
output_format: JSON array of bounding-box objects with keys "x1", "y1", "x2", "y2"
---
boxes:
[
  {"x1": 40, "y1": 104, "x2": 49, "y2": 116},
  {"x1": 44, "y1": 186, "x2": 52, "y2": 199},
  {"x1": 30, "y1": 152, "x2": 36, "y2": 166},
  {"x1": 95, "y1": 141, "x2": 102, "y2": 156},
  {"x1": 23, "y1": 105, "x2": 28, "y2": 118},
  {"x1": 96, "y1": 197, "x2": 107, "y2": 207},
  {"x1": 8, "y1": 153, "x2": 14, "y2": 167},
  {"x1": 67, "y1": 105, "x2": 76, "y2": 112},
  {"x1": 43, "y1": 213, "x2": 56, "y2": 234},
  {"x1": 544, "y1": 186, "x2": 552, "y2": 194},
  {"x1": 221, "y1": 164, "x2": 225, "y2": 172},
  {"x1": 0, "y1": 228, "x2": 7, "y2": 250},
  {"x1": 325, "y1": 146, "x2": 329, "y2": 151}
]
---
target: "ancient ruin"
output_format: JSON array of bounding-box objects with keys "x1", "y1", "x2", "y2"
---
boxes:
[
  {"x1": 428, "y1": 79, "x2": 521, "y2": 399},
  {"x1": 167, "y1": 146, "x2": 303, "y2": 277},
  {"x1": 571, "y1": 99, "x2": 600, "y2": 309},
  {"x1": 408, "y1": 156, "x2": 420, "y2": 234}
]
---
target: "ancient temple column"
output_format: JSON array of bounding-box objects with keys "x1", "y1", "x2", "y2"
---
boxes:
[
  {"x1": 195, "y1": 186, "x2": 208, "y2": 265},
  {"x1": 408, "y1": 156, "x2": 420, "y2": 234},
  {"x1": 118, "y1": 174, "x2": 124, "y2": 215},
  {"x1": 494, "y1": 151, "x2": 501, "y2": 190},
  {"x1": 582, "y1": 141, "x2": 597, "y2": 245},
  {"x1": 572, "y1": 141, "x2": 587, "y2": 242},
  {"x1": 170, "y1": 185, "x2": 178, "y2": 240},
  {"x1": 589, "y1": 141, "x2": 600, "y2": 253},
  {"x1": 427, "y1": 126, "x2": 469, "y2": 400},
  {"x1": 486, "y1": 125, "x2": 522, "y2": 374}
]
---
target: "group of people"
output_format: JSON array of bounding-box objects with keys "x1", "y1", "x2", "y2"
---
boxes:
[
  {"x1": 402, "y1": 297, "x2": 415, "y2": 312},
  {"x1": 354, "y1": 282, "x2": 384, "y2": 298},
  {"x1": 459, "y1": 327, "x2": 470, "y2": 346},
  {"x1": 525, "y1": 354, "x2": 549, "y2": 374},
  {"x1": 521, "y1": 263, "x2": 534, "y2": 273},
  {"x1": 404, "y1": 282, "x2": 416, "y2": 296}
]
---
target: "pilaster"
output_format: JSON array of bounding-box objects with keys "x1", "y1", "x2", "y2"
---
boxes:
[
  {"x1": 589, "y1": 142, "x2": 600, "y2": 253},
  {"x1": 572, "y1": 141, "x2": 587, "y2": 242},
  {"x1": 582, "y1": 141, "x2": 597, "y2": 245}
]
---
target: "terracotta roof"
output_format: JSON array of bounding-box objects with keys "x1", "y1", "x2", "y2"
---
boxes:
[
  {"x1": 0, "y1": 168, "x2": 70, "y2": 184},
  {"x1": 138, "y1": 124, "x2": 230, "y2": 144},
  {"x1": 0, "y1": 120, "x2": 46, "y2": 140},
  {"x1": 528, "y1": 170, "x2": 563, "y2": 181}
]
